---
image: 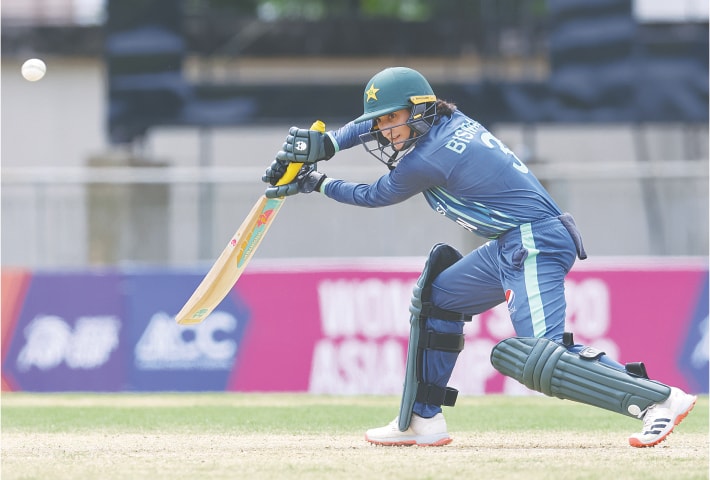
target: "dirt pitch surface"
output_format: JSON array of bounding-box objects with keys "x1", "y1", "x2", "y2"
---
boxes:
[{"x1": 2, "y1": 394, "x2": 708, "y2": 480}]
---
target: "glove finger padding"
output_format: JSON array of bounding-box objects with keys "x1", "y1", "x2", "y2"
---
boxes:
[
  {"x1": 275, "y1": 126, "x2": 331, "y2": 164},
  {"x1": 264, "y1": 182, "x2": 301, "y2": 199},
  {"x1": 262, "y1": 159, "x2": 289, "y2": 185}
]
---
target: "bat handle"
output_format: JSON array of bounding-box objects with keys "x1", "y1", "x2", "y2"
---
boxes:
[{"x1": 276, "y1": 120, "x2": 326, "y2": 187}]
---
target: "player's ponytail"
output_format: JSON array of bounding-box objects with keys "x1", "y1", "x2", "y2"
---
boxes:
[{"x1": 436, "y1": 99, "x2": 457, "y2": 117}]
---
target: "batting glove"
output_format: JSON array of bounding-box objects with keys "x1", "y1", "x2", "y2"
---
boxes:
[
  {"x1": 276, "y1": 126, "x2": 333, "y2": 164},
  {"x1": 264, "y1": 165, "x2": 328, "y2": 199}
]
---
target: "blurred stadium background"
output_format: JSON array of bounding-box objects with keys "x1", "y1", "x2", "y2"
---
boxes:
[
  {"x1": 2, "y1": 0, "x2": 708, "y2": 267},
  {"x1": 1, "y1": 1, "x2": 708, "y2": 396}
]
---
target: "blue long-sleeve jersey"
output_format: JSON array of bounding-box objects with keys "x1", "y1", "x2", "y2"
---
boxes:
[{"x1": 323, "y1": 110, "x2": 562, "y2": 239}]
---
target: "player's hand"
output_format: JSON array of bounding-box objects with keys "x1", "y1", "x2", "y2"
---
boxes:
[
  {"x1": 276, "y1": 126, "x2": 333, "y2": 164},
  {"x1": 261, "y1": 159, "x2": 289, "y2": 186},
  {"x1": 264, "y1": 165, "x2": 327, "y2": 198}
]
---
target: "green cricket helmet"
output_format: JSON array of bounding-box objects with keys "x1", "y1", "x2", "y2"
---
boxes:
[
  {"x1": 354, "y1": 67, "x2": 436, "y2": 124},
  {"x1": 355, "y1": 67, "x2": 438, "y2": 168}
]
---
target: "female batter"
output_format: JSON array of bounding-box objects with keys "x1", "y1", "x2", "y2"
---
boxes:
[{"x1": 262, "y1": 67, "x2": 696, "y2": 448}]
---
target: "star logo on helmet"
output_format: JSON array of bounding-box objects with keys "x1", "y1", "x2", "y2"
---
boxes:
[{"x1": 365, "y1": 83, "x2": 379, "y2": 102}]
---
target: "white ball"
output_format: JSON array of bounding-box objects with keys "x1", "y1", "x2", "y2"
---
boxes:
[{"x1": 22, "y1": 58, "x2": 46, "y2": 82}]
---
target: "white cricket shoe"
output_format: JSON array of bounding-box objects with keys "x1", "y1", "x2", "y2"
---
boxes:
[
  {"x1": 628, "y1": 387, "x2": 697, "y2": 448},
  {"x1": 365, "y1": 413, "x2": 452, "y2": 446}
]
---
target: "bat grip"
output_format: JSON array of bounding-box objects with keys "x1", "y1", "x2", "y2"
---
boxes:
[{"x1": 275, "y1": 120, "x2": 326, "y2": 187}]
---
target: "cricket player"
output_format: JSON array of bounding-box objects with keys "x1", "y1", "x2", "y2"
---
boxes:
[{"x1": 262, "y1": 67, "x2": 697, "y2": 448}]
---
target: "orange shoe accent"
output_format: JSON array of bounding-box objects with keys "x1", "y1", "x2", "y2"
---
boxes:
[
  {"x1": 365, "y1": 436, "x2": 452, "y2": 447},
  {"x1": 629, "y1": 396, "x2": 697, "y2": 448}
]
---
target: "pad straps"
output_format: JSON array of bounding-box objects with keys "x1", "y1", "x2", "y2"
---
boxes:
[
  {"x1": 419, "y1": 330, "x2": 465, "y2": 352},
  {"x1": 416, "y1": 384, "x2": 459, "y2": 406},
  {"x1": 414, "y1": 260, "x2": 471, "y2": 408},
  {"x1": 399, "y1": 243, "x2": 469, "y2": 431},
  {"x1": 415, "y1": 330, "x2": 466, "y2": 407},
  {"x1": 421, "y1": 302, "x2": 473, "y2": 322}
]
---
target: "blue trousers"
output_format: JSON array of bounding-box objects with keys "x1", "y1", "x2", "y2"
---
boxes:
[{"x1": 413, "y1": 216, "x2": 623, "y2": 418}]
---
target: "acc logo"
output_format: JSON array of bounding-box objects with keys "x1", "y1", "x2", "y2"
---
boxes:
[
  {"x1": 135, "y1": 311, "x2": 238, "y2": 370},
  {"x1": 295, "y1": 140, "x2": 308, "y2": 152},
  {"x1": 505, "y1": 289, "x2": 516, "y2": 314}
]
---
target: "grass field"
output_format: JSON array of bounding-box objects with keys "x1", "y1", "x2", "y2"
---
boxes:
[{"x1": 1, "y1": 393, "x2": 707, "y2": 480}]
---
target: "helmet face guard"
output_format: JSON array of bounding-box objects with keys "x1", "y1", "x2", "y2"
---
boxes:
[{"x1": 358, "y1": 99, "x2": 437, "y2": 169}]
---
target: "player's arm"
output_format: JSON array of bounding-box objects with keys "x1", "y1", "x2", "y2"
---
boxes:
[
  {"x1": 318, "y1": 159, "x2": 437, "y2": 207},
  {"x1": 265, "y1": 151, "x2": 440, "y2": 207}
]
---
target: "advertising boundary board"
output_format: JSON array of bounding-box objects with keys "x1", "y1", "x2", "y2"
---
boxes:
[{"x1": 1, "y1": 257, "x2": 707, "y2": 394}]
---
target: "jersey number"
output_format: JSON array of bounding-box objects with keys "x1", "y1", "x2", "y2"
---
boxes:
[{"x1": 481, "y1": 132, "x2": 528, "y2": 173}]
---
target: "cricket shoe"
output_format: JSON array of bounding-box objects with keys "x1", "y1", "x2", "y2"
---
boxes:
[
  {"x1": 365, "y1": 413, "x2": 452, "y2": 446},
  {"x1": 628, "y1": 387, "x2": 697, "y2": 448}
]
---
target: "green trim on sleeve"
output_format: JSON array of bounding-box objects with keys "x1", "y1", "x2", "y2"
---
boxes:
[
  {"x1": 326, "y1": 132, "x2": 340, "y2": 153},
  {"x1": 319, "y1": 177, "x2": 334, "y2": 196}
]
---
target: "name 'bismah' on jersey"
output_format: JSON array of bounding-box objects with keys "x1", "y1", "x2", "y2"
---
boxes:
[{"x1": 444, "y1": 120, "x2": 482, "y2": 154}]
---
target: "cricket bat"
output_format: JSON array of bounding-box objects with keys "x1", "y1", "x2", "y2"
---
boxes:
[{"x1": 175, "y1": 120, "x2": 325, "y2": 325}]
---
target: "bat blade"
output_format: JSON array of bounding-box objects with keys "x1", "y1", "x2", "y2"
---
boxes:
[
  {"x1": 175, "y1": 195, "x2": 285, "y2": 325},
  {"x1": 175, "y1": 120, "x2": 325, "y2": 325}
]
